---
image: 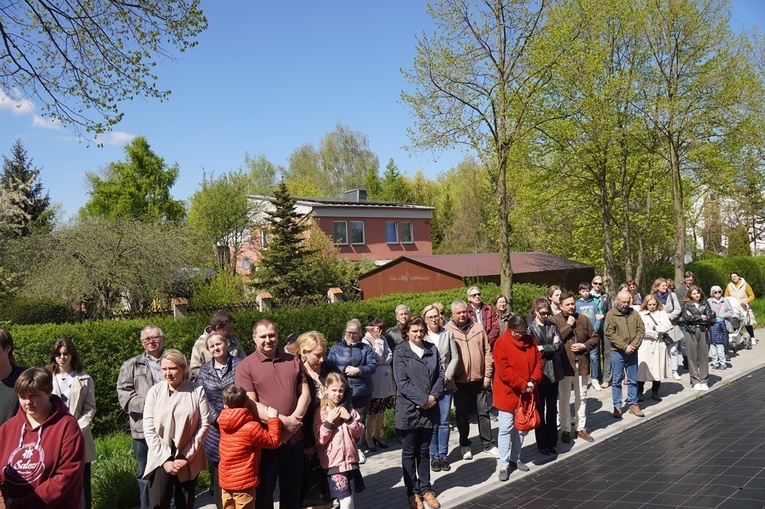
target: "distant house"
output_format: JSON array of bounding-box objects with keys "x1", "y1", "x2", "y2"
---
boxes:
[
  {"x1": 236, "y1": 189, "x2": 435, "y2": 274},
  {"x1": 358, "y1": 252, "x2": 594, "y2": 299}
]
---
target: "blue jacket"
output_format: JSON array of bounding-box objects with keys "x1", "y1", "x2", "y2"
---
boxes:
[
  {"x1": 393, "y1": 341, "x2": 444, "y2": 430},
  {"x1": 325, "y1": 339, "x2": 377, "y2": 397},
  {"x1": 196, "y1": 355, "x2": 241, "y2": 462}
]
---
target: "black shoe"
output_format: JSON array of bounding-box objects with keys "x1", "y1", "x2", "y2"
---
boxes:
[
  {"x1": 439, "y1": 458, "x2": 451, "y2": 472},
  {"x1": 651, "y1": 392, "x2": 663, "y2": 402},
  {"x1": 538, "y1": 448, "x2": 552, "y2": 455},
  {"x1": 430, "y1": 458, "x2": 441, "y2": 472},
  {"x1": 373, "y1": 437, "x2": 390, "y2": 449},
  {"x1": 550, "y1": 447, "x2": 558, "y2": 455},
  {"x1": 561, "y1": 432, "x2": 571, "y2": 444}
]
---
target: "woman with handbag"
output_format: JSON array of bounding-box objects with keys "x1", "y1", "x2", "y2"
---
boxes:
[
  {"x1": 637, "y1": 295, "x2": 673, "y2": 402},
  {"x1": 493, "y1": 314, "x2": 542, "y2": 481}
]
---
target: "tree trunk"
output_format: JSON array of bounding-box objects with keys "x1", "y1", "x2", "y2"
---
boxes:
[
  {"x1": 669, "y1": 136, "x2": 685, "y2": 284},
  {"x1": 497, "y1": 150, "x2": 514, "y2": 311}
]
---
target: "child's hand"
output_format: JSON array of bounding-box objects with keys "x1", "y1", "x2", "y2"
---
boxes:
[
  {"x1": 266, "y1": 406, "x2": 278, "y2": 419},
  {"x1": 338, "y1": 407, "x2": 351, "y2": 421},
  {"x1": 326, "y1": 406, "x2": 341, "y2": 424}
]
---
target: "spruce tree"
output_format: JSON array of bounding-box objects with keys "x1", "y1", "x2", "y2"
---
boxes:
[
  {"x1": 256, "y1": 181, "x2": 315, "y2": 298},
  {"x1": 1, "y1": 139, "x2": 53, "y2": 237}
]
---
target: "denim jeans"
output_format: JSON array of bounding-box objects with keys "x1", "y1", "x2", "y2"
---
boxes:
[
  {"x1": 429, "y1": 389, "x2": 454, "y2": 459},
  {"x1": 709, "y1": 344, "x2": 726, "y2": 367},
  {"x1": 589, "y1": 345, "x2": 600, "y2": 381},
  {"x1": 132, "y1": 438, "x2": 150, "y2": 509},
  {"x1": 669, "y1": 340, "x2": 681, "y2": 371},
  {"x1": 497, "y1": 410, "x2": 525, "y2": 469},
  {"x1": 611, "y1": 349, "x2": 638, "y2": 407}
]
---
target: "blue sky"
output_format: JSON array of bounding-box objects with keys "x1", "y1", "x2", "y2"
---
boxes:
[{"x1": 0, "y1": 1, "x2": 763, "y2": 219}]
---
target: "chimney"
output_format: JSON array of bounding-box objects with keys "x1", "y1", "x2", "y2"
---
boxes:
[{"x1": 344, "y1": 188, "x2": 367, "y2": 202}]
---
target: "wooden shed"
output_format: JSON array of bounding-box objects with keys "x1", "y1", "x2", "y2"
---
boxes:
[{"x1": 358, "y1": 252, "x2": 594, "y2": 299}]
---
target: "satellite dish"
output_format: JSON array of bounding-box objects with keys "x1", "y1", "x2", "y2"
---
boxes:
[{"x1": 241, "y1": 257, "x2": 252, "y2": 270}]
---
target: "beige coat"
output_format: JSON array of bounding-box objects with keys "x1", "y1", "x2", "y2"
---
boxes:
[
  {"x1": 143, "y1": 380, "x2": 210, "y2": 482},
  {"x1": 52, "y1": 371, "x2": 97, "y2": 463},
  {"x1": 638, "y1": 310, "x2": 672, "y2": 381}
]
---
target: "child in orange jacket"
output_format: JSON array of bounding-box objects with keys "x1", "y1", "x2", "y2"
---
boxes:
[{"x1": 218, "y1": 384, "x2": 281, "y2": 509}]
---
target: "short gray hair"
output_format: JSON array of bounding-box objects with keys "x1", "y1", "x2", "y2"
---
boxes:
[
  {"x1": 395, "y1": 304, "x2": 410, "y2": 314},
  {"x1": 467, "y1": 286, "x2": 480, "y2": 297},
  {"x1": 345, "y1": 318, "x2": 362, "y2": 332},
  {"x1": 451, "y1": 299, "x2": 468, "y2": 312},
  {"x1": 140, "y1": 324, "x2": 164, "y2": 340}
]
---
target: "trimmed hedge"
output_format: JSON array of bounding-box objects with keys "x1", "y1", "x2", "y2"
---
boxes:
[
  {"x1": 7, "y1": 283, "x2": 545, "y2": 436},
  {"x1": 640, "y1": 256, "x2": 765, "y2": 297}
]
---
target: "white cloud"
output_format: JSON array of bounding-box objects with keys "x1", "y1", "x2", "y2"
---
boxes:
[
  {"x1": 0, "y1": 90, "x2": 34, "y2": 115},
  {"x1": 96, "y1": 131, "x2": 135, "y2": 146},
  {"x1": 32, "y1": 114, "x2": 65, "y2": 131}
]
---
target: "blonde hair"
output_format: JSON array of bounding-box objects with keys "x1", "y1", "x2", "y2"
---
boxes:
[
  {"x1": 160, "y1": 349, "x2": 189, "y2": 380},
  {"x1": 319, "y1": 372, "x2": 348, "y2": 410},
  {"x1": 294, "y1": 331, "x2": 327, "y2": 360}
]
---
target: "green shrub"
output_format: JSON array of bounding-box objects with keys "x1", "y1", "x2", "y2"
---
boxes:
[
  {"x1": 0, "y1": 297, "x2": 77, "y2": 324},
  {"x1": 190, "y1": 272, "x2": 248, "y2": 307},
  {"x1": 7, "y1": 283, "x2": 545, "y2": 436},
  {"x1": 93, "y1": 433, "x2": 138, "y2": 509}
]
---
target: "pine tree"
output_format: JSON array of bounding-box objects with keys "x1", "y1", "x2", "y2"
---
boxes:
[
  {"x1": 255, "y1": 181, "x2": 316, "y2": 298},
  {"x1": 1, "y1": 139, "x2": 53, "y2": 237}
]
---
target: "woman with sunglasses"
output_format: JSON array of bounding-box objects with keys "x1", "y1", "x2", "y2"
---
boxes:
[{"x1": 527, "y1": 297, "x2": 563, "y2": 456}]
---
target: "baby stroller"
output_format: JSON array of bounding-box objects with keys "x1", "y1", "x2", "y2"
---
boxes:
[{"x1": 725, "y1": 296, "x2": 747, "y2": 352}]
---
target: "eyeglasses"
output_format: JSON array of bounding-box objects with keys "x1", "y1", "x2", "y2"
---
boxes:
[
  {"x1": 713, "y1": 291, "x2": 722, "y2": 294},
  {"x1": 426, "y1": 315, "x2": 440, "y2": 321},
  {"x1": 469, "y1": 293, "x2": 481, "y2": 297},
  {"x1": 538, "y1": 311, "x2": 550, "y2": 316},
  {"x1": 141, "y1": 335, "x2": 163, "y2": 343},
  {"x1": 592, "y1": 282, "x2": 603, "y2": 286},
  {"x1": 345, "y1": 331, "x2": 359, "y2": 336}
]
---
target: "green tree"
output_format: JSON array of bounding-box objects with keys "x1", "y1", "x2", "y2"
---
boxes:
[
  {"x1": 18, "y1": 218, "x2": 197, "y2": 317},
  {"x1": 1, "y1": 139, "x2": 54, "y2": 237},
  {"x1": 402, "y1": 0, "x2": 562, "y2": 309},
  {"x1": 187, "y1": 171, "x2": 252, "y2": 274},
  {"x1": 242, "y1": 153, "x2": 281, "y2": 195},
  {"x1": 379, "y1": 159, "x2": 412, "y2": 203},
  {"x1": 0, "y1": 1, "x2": 207, "y2": 134},
  {"x1": 80, "y1": 136, "x2": 186, "y2": 222},
  {"x1": 255, "y1": 181, "x2": 316, "y2": 298},
  {"x1": 727, "y1": 224, "x2": 752, "y2": 257}
]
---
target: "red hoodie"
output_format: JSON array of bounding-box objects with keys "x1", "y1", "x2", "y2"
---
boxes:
[{"x1": 0, "y1": 394, "x2": 84, "y2": 509}]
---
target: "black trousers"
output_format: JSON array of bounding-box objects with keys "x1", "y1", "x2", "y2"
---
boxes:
[
  {"x1": 147, "y1": 467, "x2": 197, "y2": 509},
  {"x1": 534, "y1": 381, "x2": 559, "y2": 452},
  {"x1": 256, "y1": 439, "x2": 304, "y2": 509},
  {"x1": 399, "y1": 427, "x2": 433, "y2": 496}
]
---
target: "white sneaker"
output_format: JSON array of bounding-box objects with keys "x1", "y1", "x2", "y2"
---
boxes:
[
  {"x1": 700, "y1": 384, "x2": 709, "y2": 391},
  {"x1": 673, "y1": 371, "x2": 681, "y2": 380},
  {"x1": 752, "y1": 338, "x2": 757, "y2": 345},
  {"x1": 485, "y1": 446, "x2": 500, "y2": 459},
  {"x1": 357, "y1": 449, "x2": 366, "y2": 464},
  {"x1": 461, "y1": 446, "x2": 473, "y2": 460},
  {"x1": 591, "y1": 381, "x2": 602, "y2": 392},
  {"x1": 693, "y1": 384, "x2": 702, "y2": 391}
]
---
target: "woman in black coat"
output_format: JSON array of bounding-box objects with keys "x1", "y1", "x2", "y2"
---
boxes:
[
  {"x1": 527, "y1": 297, "x2": 564, "y2": 456},
  {"x1": 394, "y1": 316, "x2": 444, "y2": 509},
  {"x1": 682, "y1": 285, "x2": 715, "y2": 392}
]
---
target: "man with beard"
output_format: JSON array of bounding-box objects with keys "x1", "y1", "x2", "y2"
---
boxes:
[
  {"x1": 605, "y1": 291, "x2": 645, "y2": 419},
  {"x1": 551, "y1": 292, "x2": 599, "y2": 443}
]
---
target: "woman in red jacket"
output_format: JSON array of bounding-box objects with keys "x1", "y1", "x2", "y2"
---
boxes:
[{"x1": 493, "y1": 314, "x2": 542, "y2": 481}]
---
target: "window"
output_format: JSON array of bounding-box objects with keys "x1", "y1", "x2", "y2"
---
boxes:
[
  {"x1": 401, "y1": 221, "x2": 414, "y2": 244},
  {"x1": 260, "y1": 229, "x2": 269, "y2": 246},
  {"x1": 386, "y1": 221, "x2": 398, "y2": 243},
  {"x1": 333, "y1": 221, "x2": 348, "y2": 245},
  {"x1": 350, "y1": 221, "x2": 365, "y2": 244}
]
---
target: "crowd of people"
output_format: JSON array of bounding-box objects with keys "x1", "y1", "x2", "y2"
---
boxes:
[{"x1": 0, "y1": 271, "x2": 757, "y2": 509}]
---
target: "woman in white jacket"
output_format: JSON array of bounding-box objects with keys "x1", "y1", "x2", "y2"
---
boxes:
[
  {"x1": 651, "y1": 278, "x2": 683, "y2": 379},
  {"x1": 47, "y1": 338, "x2": 97, "y2": 509},
  {"x1": 637, "y1": 295, "x2": 673, "y2": 402}
]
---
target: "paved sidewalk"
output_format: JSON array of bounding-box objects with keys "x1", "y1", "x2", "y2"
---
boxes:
[{"x1": 192, "y1": 329, "x2": 765, "y2": 509}]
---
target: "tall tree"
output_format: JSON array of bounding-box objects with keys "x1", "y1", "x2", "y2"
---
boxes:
[
  {"x1": 1, "y1": 139, "x2": 54, "y2": 237},
  {"x1": 242, "y1": 153, "x2": 281, "y2": 195},
  {"x1": 80, "y1": 136, "x2": 186, "y2": 222},
  {"x1": 255, "y1": 181, "x2": 316, "y2": 298},
  {"x1": 379, "y1": 159, "x2": 412, "y2": 203},
  {"x1": 0, "y1": 1, "x2": 207, "y2": 134},
  {"x1": 187, "y1": 171, "x2": 252, "y2": 274},
  {"x1": 402, "y1": 0, "x2": 561, "y2": 309},
  {"x1": 641, "y1": 0, "x2": 760, "y2": 283}
]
